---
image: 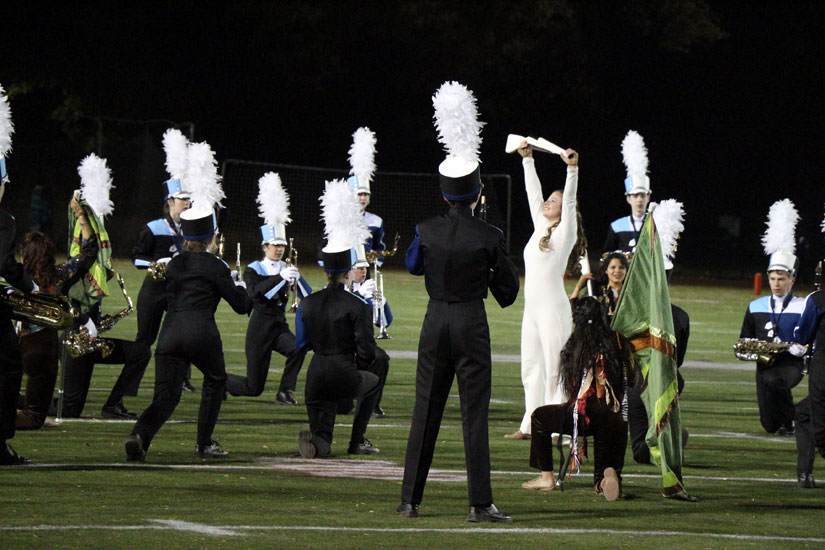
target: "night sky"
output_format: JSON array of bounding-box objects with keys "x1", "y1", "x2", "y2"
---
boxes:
[{"x1": 2, "y1": 2, "x2": 823, "y2": 276}]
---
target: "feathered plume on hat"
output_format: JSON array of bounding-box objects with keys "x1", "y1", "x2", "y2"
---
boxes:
[
  {"x1": 652, "y1": 199, "x2": 685, "y2": 268},
  {"x1": 162, "y1": 128, "x2": 189, "y2": 182},
  {"x1": 185, "y1": 141, "x2": 224, "y2": 211},
  {"x1": 0, "y1": 85, "x2": 13, "y2": 160},
  {"x1": 0, "y1": 84, "x2": 13, "y2": 182},
  {"x1": 77, "y1": 153, "x2": 115, "y2": 217},
  {"x1": 320, "y1": 179, "x2": 370, "y2": 253},
  {"x1": 762, "y1": 198, "x2": 799, "y2": 273},
  {"x1": 348, "y1": 127, "x2": 377, "y2": 194},
  {"x1": 257, "y1": 172, "x2": 290, "y2": 226},
  {"x1": 433, "y1": 81, "x2": 483, "y2": 165},
  {"x1": 621, "y1": 130, "x2": 651, "y2": 195}
]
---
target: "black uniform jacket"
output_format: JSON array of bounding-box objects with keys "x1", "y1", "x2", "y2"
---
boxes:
[
  {"x1": 131, "y1": 215, "x2": 184, "y2": 269},
  {"x1": 0, "y1": 210, "x2": 34, "y2": 320},
  {"x1": 405, "y1": 205, "x2": 519, "y2": 307},
  {"x1": 164, "y1": 251, "x2": 251, "y2": 317}
]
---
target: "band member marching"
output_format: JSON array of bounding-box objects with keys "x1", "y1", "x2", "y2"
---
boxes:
[
  {"x1": 131, "y1": 129, "x2": 193, "y2": 390},
  {"x1": 62, "y1": 154, "x2": 151, "y2": 419},
  {"x1": 126, "y1": 140, "x2": 251, "y2": 461},
  {"x1": 225, "y1": 172, "x2": 311, "y2": 405},
  {"x1": 347, "y1": 127, "x2": 386, "y2": 260}
]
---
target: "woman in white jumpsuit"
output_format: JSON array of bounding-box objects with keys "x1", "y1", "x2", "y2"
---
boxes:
[{"x1": 506, "y1": 142, "x2": 580, "y2": 439}]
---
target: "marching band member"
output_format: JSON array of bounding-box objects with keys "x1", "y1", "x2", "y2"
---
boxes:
[
  {"x1": 225, "y1": 172, "x2": 311, "y2": 405},
  {"x1": 0, "y1": 85, "x2": 36, "y2": 464},
  {"x1": 398, "y1": 82, "x2": 519, "y2": 522},
  {"x1": 126, "y1": 141, "x2": 251, "y2": 461},
  {"x1": 62, "y1": 154, "x2": 152, "y2": 419},
  {"x1": 603, "y1": 131, "x2": 653, "y2": 256},
  {"x1": 347, "y1": 244, "x2": 390, "y2": 417},
  {"x1": 740, "y1": 199, "x2": 806, "y2": 436},
  {"x1": 347, "y1": 127, "x2": 386, "y2": 259},
  {"x1": 131, "y1": 129, "x2": 194, "y2": 392},
  {"x1": 295, "y1": 180, "x2": 381, "y2": 459}
]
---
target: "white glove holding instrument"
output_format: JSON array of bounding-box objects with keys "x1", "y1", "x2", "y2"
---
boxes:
[
  {"x1": 279, "y1": 266, "x2": 299, "y2": 283},
  {"x1": 358, "y1": 279, "x2": 376, "y2": 299}
]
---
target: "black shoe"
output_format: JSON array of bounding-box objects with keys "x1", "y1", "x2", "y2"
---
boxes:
[
  {"x1": 372, "y1": 405, "x2": 386, "y2": 418},
  {"x1": 276, "y1": 390, "x2": 298, "y2": 406},
  {"x1": 195, "y1": 440, "x2": 229, "y2": 458},
  {"x1": 0, "y1": 443, "x2": 33, "y2": 466},
  {"x1": 798, "y1": 472, "x2": 816, "y2": 489},
  {"x1": 298, "y1": 430, "x2": 316, "y2": 458},
  {"x1": 348, "y1": 438, "x2": 379, "y2": 455},
  {"x1": 125, "y1": 434, "x2": 146, "y2": 462},
  {"x1": 467, "y1": 504, "x2": 512, "y2": 523},
  {"x1": 182, "y1": 379, "x2": 197, "y2": 393},
  {"x1": 397, "y1": 503, "x2": 420, "y2": 518},
  {"x1": 776, "y1": 424, "x2": 795, "y2": 437},
  {"x1": 102, "y1": 402, "x2": 138, "y2": 420}
]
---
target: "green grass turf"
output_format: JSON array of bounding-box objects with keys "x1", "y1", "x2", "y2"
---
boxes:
[{"x1": 1, "y1": 259, "x2": 823, "y2": 549}]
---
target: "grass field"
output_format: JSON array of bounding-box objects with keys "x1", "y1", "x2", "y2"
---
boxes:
[{"x1": 1, "y1": 260, "x2": 823, "y2": 549}]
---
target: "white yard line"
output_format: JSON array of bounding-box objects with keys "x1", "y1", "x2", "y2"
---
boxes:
[{"x1": 2, "y1": 522, "x2": 824, "y2": 544}]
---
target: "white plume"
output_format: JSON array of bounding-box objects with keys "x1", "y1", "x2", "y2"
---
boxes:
[
  {"x1": 0, "y1": 84, "x2": 13, "y2": 158},
  {"x1": 432, "y1": 81, "x2": 484, "y2": 163},
  {"x1": 162, "y1": 128, "x2": 189, "y2": 181},
  {"x1": 348, "y1": 127, "x2": 377, "y2": 184},
  {"x1": 761, "y1": 198, "x2": 799, "y2": 255},
  {"x1": 622, "y1": 130, "x2": 649, "y2": 179},
  {"x1": 77, "y1": 153, "x2": 114, "y2": 217},
  {"x1": 257, "y1": 172, "x2": 291, "y2": 226},
  {"x1": 320, "y1": 179, "x2": 370, "y2": 247},
  {"x1": 652, "y1": 199, "x2": 685, "y2": 259},
  {"x1": 185, "y1": 141, "x2": 224, "y2": 211}
]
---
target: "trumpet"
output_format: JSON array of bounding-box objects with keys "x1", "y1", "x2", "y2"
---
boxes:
[
  {"x1": 65, "y1": 273, "x2": 134, "y2": 358},
  {"x1": 371, "y1": 258, "x2": 390, "y2": 339},
  {"x1": 479, "y1": 195, "x2": 488, "y2": 222},
  {"x1": 285, "y1": 237, "x2": 299, "y2": 313},
  {"x1": 733, "y1": 338, "x2": 806, "y2": 367}
]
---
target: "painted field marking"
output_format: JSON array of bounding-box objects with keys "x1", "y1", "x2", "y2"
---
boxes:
[{"x1": 2, "y1": 522, "x2": 824, "y2": 544}]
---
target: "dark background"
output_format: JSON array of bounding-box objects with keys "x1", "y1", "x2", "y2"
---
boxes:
[{"x1": 1, "y1": 2, "x2": 823, "y2": 279}]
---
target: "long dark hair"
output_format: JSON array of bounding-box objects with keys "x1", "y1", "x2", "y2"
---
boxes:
[
  {"x1": 559, "y1": 296, "x2": 635, "y2": 400},
  {"x1": 19, "y1": 232, "x2": 59, "y2": 290},
  {"x1": 538, "y1": 190, "x2": 588, "y2": 276},
  {"x1": 597, "y1": 252, "x2": 629, "y2": 288}
]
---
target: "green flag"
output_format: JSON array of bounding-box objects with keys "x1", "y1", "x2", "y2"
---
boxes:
[
  {"x1": 67, "y1": 199, "x2": 113, "y2": 313},
  {"x1": 611, "y1": 214, "x2": 694, "y2": 500}
]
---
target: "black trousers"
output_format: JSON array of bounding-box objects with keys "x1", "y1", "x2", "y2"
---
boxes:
[
  {"x1": 337, "y1": 346, "x2": 389, "y2": 414},
  {"x1": 132, "y1": 315, "x2": 227, "y2": 449},
  {"x1": 795, "y1": 396, "x2": 815, "y2": 476},
  {"x1": 62, "y1": 337, "x2": 151, "y2": 417},
  {"x1": 0, "y1": 320, "x2": 23, "y2": 441},
  {"x1": 756, "y1": 359, "x2": 803, "y2": 434},
  {"x1": 628, "y1": 370, "x2": 684, "y2": 464},
  {"x1": 808, "y1": 357, "x2": 825, "y2": 451},
  {"x1": 401, "y1": 299, "x2": 493, "y2": 508},
  {"x1": 225, "y1": 310, "x2": 306, "y2": 396},
  {"x1": 304, "y1": 354, "x2": 380, "y2": 457},
  {"x1": 135, "y1": 277, "x2": 167, "y2": 346},
  {"x1": 17, "y1": 328, "x2": 59, "y2": 428},
  {"x1": 530, "y1": 397, "x2": 627, "y2": 488}
]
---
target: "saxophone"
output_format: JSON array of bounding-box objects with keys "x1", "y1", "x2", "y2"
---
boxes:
[
  {"x1": 65, "y1": 272, "x2": 134, "y2": 358},
  {"x1": 733, "y1": 338, "x2": 807, "y2": 367},
  {"x1": 0, "y1": 284, "x2": 79, "y2": 329},
  {"x1": 147, "y1": 261, "x2": 167, "y2": 281}
]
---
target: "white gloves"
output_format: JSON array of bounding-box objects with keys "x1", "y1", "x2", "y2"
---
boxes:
[
  {"x1": 789, "y1": 343, "x2": 808, "y2": 357},
  {"x1": 357, "y1": 279, "x2": 376, "y2": 299},
  {"x1": 31, "y1": 281, "x2": 40, "y2": 293},
  {"x1": 156, "y1": 257, "x2": 172, "y2": 265},
  {"x1": 83, "y1": 318, "x2": 98, "y2": 340},
  {"x1": 230, "y1": 270, "x2": 241, "y2": 282},
  {"x1": 280, "y1": 266, "x2": 299, "y2": 282},
  {"x1": 234, "y1": 280, "x2": 247, "y2": 289}
]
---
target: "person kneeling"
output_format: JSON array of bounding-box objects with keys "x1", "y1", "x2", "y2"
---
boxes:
[{"x1": 521, "y1": 296, "x2": 635, "y2": 500}]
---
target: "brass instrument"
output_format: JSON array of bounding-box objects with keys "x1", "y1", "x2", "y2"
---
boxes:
[
  {"x1": 285, "y1": 237, "x2": 299, "y2": 313},
  {"x1": 0, "y1": 284, "x2": 79, "y2": 329},
  {"x1": 147, "y1": 261, "x2": 167, "y2": 281},
  {"x1": 366, "y1": 233, "x2": 400, "y2": 340},
  {"x1": 479, "y1": 195, "x2": 488, "y2": 222},
  {"x1": 65, "y1": 273, "x2": 134, "y2": 358},
  {"x1": 733, "y1": 338, "x2": 807, "y2": 367},
  {"x1": 235, "y1": 242, "x2": 241, "y2": 281},
  {"x1": 216, "y1": 231, "x2": 225, "y2": 259},
  {"x1": 816, "y1": 260, "x2": 822, "y2": 291}
]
